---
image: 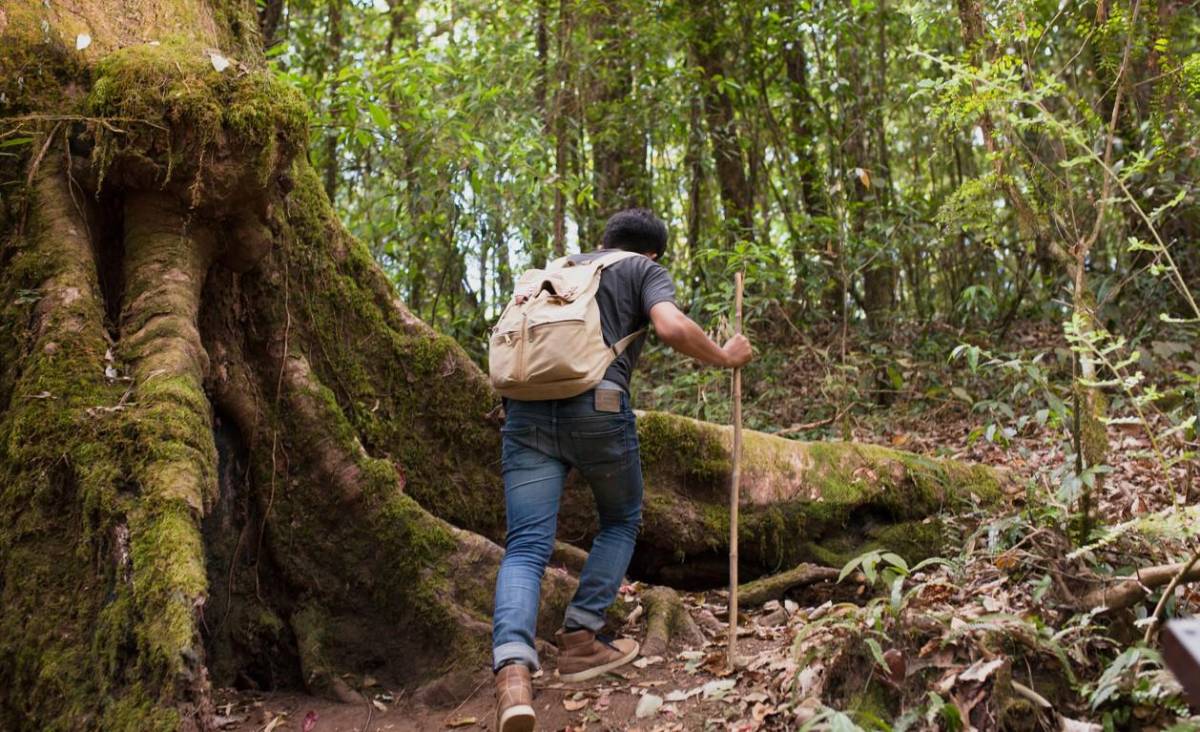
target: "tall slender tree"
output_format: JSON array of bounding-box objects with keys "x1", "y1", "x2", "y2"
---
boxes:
[
  {"x1": 582, "y1": 0, "x2": 650, "y2": 245},
  {"x1": 782, "y1": 5, "x2": 828, "y2": 301},
  {"x1": 690, "y1": 1, "x2": 755, "y2": 248}
]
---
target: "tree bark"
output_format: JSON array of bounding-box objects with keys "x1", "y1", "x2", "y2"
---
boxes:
[
  {"x1": 862, "y1": 0, "x2": 897, "y2": 330},
  {"x1": 258, "y1": 0, "x2": 286, "y2": 48},
  {"x1": 550, "y1": 0, "x2": 576, "y2": 260},
  {"x1": 690, "y1": 2, "x2": 755, "y2": 248},
  {"x1": 527, "y1": 0, "x2": 552, "y2": 266},
  {"x1": 582, "y1": 0, "x2": 650, "y2": 243},
  {"x1": 685, "y1": 94, "x2": 707, "y2": 289},
  {"x1": 783, "y1": 14, "x2": 828, "y2": 301},
  {"x1": 321, "y1": 0, "x2": 344, "y2": 201}
]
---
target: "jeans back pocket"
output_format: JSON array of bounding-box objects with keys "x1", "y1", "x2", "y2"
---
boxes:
[{"x1": 568, "y1": 422, "x2": 629, "y2": 468}]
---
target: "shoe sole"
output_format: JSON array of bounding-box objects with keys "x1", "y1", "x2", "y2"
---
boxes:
[
  {"x1": 498, "y1": 704, "x2": 536, "y2": 732},
  {"x1": 556, "y1": 642, "x2": 640, "y2": 683}
]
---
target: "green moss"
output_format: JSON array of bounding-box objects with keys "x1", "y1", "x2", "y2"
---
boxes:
[
  {"x1": 870, "y1": 519, "x2": 946, "y2": 560},
  {"x1": 628, "y1": 413, "x2": 1004, "y2": 573},
  {"x1": 803, "y1": 519, "x2": 949, "y2": 569},
  {"x1": 84, "y1": 36, "x2": 307, "y2": 192},
  {"x1": 100, "y1": 691, "x2": 180, "y2": 732},
  {"x1": 373, "y1": 493, "x2": 458, "y2": 583},
  {"x1": 0, "y1": 28, "x2": 83, "y2": 120},
  {"x1": 847, "y1": 681, "x2": 894, "y2": 729},
  {"x1": 1078, "y1": 387, "x2": 1109, "y2": 467},
  {"x1": 0, "y1": 322, "x2": 156, "y2": 727},
  {"x1": 209, "y1": 0, "x2": 265, "y2": 58},
  {"x1": 129, "y1": 501, "x2": 207, "y2": 665},
  {"x1": 268, "y1": 162, "x2": 507, "y2": 538},
  {"x1": 637, "y1": 411, "x2": 732, "y2": 487}
]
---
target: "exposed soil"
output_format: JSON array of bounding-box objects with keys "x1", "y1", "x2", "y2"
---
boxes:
[{"x1": 214, "y1": 586, "x2": 829, "y2": 732}]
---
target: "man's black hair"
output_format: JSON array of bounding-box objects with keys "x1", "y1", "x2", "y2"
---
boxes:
[{"x1": 601, "y1": 208, "x2": 668, "y2": 259}]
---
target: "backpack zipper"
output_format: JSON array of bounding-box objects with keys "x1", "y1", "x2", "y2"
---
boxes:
[
  {"x1": 517, "y1": 310, "x2": 529, "y2": 382},
  {"x1": 527, "y1": 317, "x2": 586, "y2": 330}
]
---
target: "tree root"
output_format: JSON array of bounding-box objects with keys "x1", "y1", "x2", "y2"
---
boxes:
[
  {"x1": 1, "y1": 146, "x2": 159, "y2": 729},
  {"x1": 205, "y1": 301, "x2": 579, "y2": 699},
  {"x1": 641, "y1": 586, "x2": 704, "y2": 657},
  {"x1": 292, "y1": 605, "x2": 366, "y2": 705},
  {"x1": 119, "y1": 190, "x2": 220, "y2": 725}
]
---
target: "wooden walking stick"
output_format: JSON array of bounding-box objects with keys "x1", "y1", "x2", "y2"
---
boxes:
[{"x1": 728, "y1": 271, "x2": 744, "y2": 669}]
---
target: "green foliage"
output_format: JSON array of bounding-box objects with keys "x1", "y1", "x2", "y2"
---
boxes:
[{"x1": 265, "y1": 2, "x2": 1200, "y2": 724}]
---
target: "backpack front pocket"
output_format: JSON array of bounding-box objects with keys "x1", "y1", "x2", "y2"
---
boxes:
[
  {"x1": 522, "y1": 319, "x2": 592, "y2": 382},
  {"x1": 488, "y1": 327, "x2": 525, "y2": 387}
]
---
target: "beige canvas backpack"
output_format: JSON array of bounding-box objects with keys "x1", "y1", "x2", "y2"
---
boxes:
[{"x1": 488, "y1": 250, "x2": 646, "y2": 400}]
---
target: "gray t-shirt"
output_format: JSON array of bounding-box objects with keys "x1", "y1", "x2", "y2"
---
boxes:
[{"x1": 567, "y1": 249, "x2": 676, "y2": 392}]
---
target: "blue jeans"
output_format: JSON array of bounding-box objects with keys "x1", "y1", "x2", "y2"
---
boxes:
[{"x1": 491, "y1": 388, "x2": 643, "y2": 672}]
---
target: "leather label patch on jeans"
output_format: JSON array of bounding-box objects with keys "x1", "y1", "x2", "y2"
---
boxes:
[{"x1": 594, "y1": 389, "x2": 621, "y2": 413}]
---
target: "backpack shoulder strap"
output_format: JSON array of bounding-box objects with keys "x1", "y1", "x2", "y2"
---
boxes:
[
  {"x1": 546, "y1": 255, "x2": 573, "y2": 271},
  {"x1": 611, "y1": 327, "x2": 646, "y2": 357},
  {"x1": 599, "y1": 249, "x2": 651, "y2": 356},
  {"x1": 594, "y1": 249, "x2": 646, "y2": 269},
  {"x1": 546, "y1": 250, "x2": 642, "y2": 271}
]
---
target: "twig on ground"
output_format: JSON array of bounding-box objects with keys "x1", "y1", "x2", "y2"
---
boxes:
[
  {"x1": 775, "y1": 403, "x2": 859, "y2": 436},
  {"x1": 1144, "y1": 550, "x2": 1200, "y2": 644},
  {"x1": 1080, "y1": 558, "x2": 1200, "y2": 613},
  {"x1": 443, "y1": 677, "x2": 489, "y2": 727}
]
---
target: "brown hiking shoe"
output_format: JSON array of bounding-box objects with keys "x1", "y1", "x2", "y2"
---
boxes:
[
  {"x1": 495, "y1": 663, "x2": 535, "y2": 732},
  {"x1": 555, "y1": 628, "x2": 639, "y2": 682}
]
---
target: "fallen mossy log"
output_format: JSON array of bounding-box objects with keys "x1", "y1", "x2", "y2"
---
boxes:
[
  {"x1": 738, "y1": 563, "x2": 842, "y2": 607},
  {"x1": 560, "y1": 412, "x2": 1009, "y2": 586}
]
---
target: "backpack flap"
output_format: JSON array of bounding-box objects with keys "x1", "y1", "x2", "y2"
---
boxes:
[
  {"x1": 511, "y1": 267, "x2": 547, "y2": 302},
  {"x1": 534, "y1": 267, "x2": 595, "y2": 305}
]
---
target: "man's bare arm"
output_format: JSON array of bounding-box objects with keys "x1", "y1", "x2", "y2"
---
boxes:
[{"x1": 649, "y1": 301, "x2": 752, "y2": 368}]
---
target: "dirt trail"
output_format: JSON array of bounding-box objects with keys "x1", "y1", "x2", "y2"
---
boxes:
[{"x1": 216, "y1": 586, "x2": 820, "y2": 732}]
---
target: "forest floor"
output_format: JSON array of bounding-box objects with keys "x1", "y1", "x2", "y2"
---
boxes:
[
  {"x1": 215, "y1": 321, "x2": 1198, "y2": 731},
  {"x1": 216, "y1": 600, "x2": 831, "y2": 732}
]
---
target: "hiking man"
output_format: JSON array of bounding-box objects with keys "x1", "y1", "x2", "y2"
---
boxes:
[{"x1": 490, "y1": 208, "x2": 753, "y2": 732}]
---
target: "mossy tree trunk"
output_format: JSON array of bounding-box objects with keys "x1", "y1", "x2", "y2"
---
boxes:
[
  {"x1": 0, "y1": 4, "x2": 574, "y2": 729},
  {"x1": 1, "y1": 2, "x2": 1005, "y2": 730}
]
